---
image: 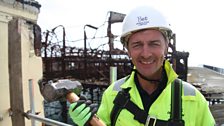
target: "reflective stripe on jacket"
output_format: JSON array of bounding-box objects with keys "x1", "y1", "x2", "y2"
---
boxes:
[{"x1": 97, "y1": 60, "x2": 215, "y2": 126}]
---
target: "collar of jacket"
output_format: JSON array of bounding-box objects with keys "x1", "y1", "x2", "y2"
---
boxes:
[{"x1": 120, "y1": 60, "x2": 178, "y2": 90}]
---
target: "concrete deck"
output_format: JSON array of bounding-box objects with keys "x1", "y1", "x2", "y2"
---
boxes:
[{"x1": 187, "y1": 67, "x2": 224, "y2": 94}]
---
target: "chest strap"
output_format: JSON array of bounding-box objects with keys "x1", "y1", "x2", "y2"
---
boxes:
[
  {"x1": 110, "y1": 88, "x2": 168, "y2": 126},
  {"x1": 110, "y1": 79, "x2": 185, "y2": 126}
]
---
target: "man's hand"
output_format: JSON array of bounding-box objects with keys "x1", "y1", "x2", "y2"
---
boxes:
[{"x1": 69, "y1": 96, "x2": 98, "y2": 126}]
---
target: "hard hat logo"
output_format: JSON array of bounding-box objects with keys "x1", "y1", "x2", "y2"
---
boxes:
[
  {"x1": 120, "y1": 6, "x2": 172, "y2": 47},
  {"x1": 136, "y1": 16, "x2": 149, "y2": 26}
]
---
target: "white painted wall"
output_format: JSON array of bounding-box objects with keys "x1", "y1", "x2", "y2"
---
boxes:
[{"x1": 0, "y1": 12, "x2": 12, "y2": 126}]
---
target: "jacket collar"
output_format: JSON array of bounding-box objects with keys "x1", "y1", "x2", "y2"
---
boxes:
[{"x1": 121, "y1": 60, "x2": 178, "y2": 89}]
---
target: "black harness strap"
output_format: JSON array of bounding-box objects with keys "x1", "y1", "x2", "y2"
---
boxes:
[
  {"x1": 110, "y1": 87, "x2": 168, "y2": 126},
  {"x1": 110, "y1": 88, "x2": 130, "y2": 126},
  {"x1": 168, "y1": 79, "x2": 185, "y2": 126},
  {"x1": 110, "y1": 79, "x2": 185, "y2": 126}
]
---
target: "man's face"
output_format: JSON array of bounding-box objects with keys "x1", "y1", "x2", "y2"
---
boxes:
[{"x1": 127, "y1": 29, "x2": 168, "y2": 79}]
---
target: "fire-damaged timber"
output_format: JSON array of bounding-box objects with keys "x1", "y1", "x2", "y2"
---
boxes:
[{"x1": 40, "y1": 12, "x2": 189, "y2": 86}]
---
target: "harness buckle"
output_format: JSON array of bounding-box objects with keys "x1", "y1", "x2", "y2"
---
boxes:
[{"x1": 145, "y1": 115, "x2": 157, "y2": 126}]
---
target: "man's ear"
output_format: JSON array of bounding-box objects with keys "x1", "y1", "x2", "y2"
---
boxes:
[
  {"x1": 164, "y1": 42, "x2": 169, "y2": 56},
  {"x1": 127, "y1": 50, "x2": 131, "y2": 58},
  {"x1": 164, "y1": 47, "x2": 168, "y2": 56}
]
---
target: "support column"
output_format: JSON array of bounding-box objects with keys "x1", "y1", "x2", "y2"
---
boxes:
[{"x1": 8, "y1": 18, "x2": 25, "y2": 126}]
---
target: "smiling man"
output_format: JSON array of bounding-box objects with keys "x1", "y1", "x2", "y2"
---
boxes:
[
  {"x1": 127, "y1": 29, "x2": 167, "y2": 95},
  {"x1": 69, "y1": 5, "x2": 215, "y2": 126},
  {"x1": 96, "y1": 5, "x2": 215, "y2": 126}
]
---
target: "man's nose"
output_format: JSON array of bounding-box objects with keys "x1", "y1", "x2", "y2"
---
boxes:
[{"x1": 141, "y1": 45, "x2": 152, "y2": 58}]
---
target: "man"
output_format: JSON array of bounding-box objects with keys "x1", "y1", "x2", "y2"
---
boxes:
[{"x1": 69, "y1": 5, "x2": 215, "y2": 126}]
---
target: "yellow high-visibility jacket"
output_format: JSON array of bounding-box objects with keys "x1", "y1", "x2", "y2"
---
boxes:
[{"x1": 97, "y1": 60, "x2": 215, "y2": 126}]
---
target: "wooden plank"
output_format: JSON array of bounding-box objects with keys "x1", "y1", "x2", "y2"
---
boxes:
[
  {"x1": 210, "y1": 104, "x2": 224, "y2": 111},
  {"x1": 8, "y1": 18, "x2": 25, "y2": 126},
  {"x1": 210, "y1": 104, "x2": 224, "y2": 125}
]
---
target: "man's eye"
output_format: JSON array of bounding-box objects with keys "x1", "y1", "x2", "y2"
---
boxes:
[
  {"x1": 132, "y1": 44, "x2": 141, "y2": 48},
  {"x1": 150, "y1": 42, "x2": 160, "y2": 46}
]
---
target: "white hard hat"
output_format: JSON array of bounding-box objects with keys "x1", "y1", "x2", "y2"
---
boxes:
[{"x1": 120, "y1": 6, "x2": 172, "y2": 45}]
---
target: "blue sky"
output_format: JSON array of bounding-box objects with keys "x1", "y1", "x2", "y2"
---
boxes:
[{"x1": 36, "y1": 0, "x2": 224, "y2": 68}]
